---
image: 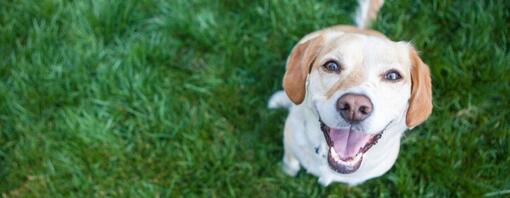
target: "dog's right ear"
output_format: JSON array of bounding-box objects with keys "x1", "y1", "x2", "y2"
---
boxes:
[
  {"x1": 283, "y1": 36, "x2": 324, "y2": 104},
  {"x1": 406, "y1": 47, "x2": 433, "y2": 128}
]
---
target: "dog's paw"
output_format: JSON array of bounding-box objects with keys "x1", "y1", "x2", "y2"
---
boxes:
[
  {"x1": 318, "y1": 176, "x2": 333, "y2": 186},
  {"x1": 268, "y1": 91, "x2": 292, "y2": 109},
  {"x1": 282, "y1": 155, "x2": 300, "y2": 177},
  {"x1": 282, "y1": 163, "x2": 300, "y2": 177}
]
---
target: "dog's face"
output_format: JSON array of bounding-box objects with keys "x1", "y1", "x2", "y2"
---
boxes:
[{"x1": 283, "y1": 31, "x2": 432, "y2": 174}]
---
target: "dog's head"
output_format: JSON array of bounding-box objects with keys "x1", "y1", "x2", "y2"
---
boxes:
[{"x1": 283, "y1": 29, "x2": 432, "y2": 174}]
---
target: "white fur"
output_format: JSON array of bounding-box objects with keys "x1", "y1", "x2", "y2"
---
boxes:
[
  {"x1": 355, "y1": 0, "x2": 384, "y2": 29},
  {"x1": 271, "y1": 31, "x2": 415, "y2": 186},
  {"x1": 268, "y1": 91, "x2": 292, "y2": 109}
]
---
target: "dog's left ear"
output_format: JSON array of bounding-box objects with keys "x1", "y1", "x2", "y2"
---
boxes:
[
  {"x1": 283, "y1": 36, "x2": 324, "y2": 104},
  {"x1": 406, "y1": 48, "x2": 433, "y2": 128}
]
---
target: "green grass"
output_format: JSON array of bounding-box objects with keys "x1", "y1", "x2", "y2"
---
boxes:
[{"x1": 1, "y1": 0, "x2": 509, "y2": 196}]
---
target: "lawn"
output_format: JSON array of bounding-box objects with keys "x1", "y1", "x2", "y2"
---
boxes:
[{"x1": 1, "y1": 0, "x2": 509, "y2": 197}]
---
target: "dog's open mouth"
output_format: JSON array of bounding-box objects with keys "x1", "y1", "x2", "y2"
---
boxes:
[{"x1": 320, "y1": 120, "x2": 383, "y2": 174}]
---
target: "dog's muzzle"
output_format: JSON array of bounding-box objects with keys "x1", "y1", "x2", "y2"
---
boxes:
[{"x1": 319, "y1": 119, "x2": 386, "y2": 174}]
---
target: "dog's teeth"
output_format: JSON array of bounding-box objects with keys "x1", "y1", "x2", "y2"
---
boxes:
[
  {"x1": 330, "y1": 147, "x2": 341, "y2": 162},
  {"x1": 354, "y1": 152, "x2": 362, "y2": 161},
  {"x1": 330, "y1": 147, "x2": 363, "y2": 167}
]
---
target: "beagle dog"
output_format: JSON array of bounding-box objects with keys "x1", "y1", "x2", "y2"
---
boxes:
[{"x1": 268, "y1": 0, "x2": 432, "y2": 186}]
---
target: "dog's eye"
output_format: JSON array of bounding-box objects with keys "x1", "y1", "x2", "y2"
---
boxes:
[
  {"x1": 323, "y1": 61, "x2": 341, "y2": 73},
  {"x1": 384, "y1": 70, "x2": 402, "y2": 81}
]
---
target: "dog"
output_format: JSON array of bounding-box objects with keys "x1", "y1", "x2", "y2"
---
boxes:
[{"x1": 268, "y1": 0, "x2": 432, "y2": 186}]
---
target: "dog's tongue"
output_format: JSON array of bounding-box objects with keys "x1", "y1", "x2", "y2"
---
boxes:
[{"x1": 329, "y1": 128, "x2": 373, "y2": 160}]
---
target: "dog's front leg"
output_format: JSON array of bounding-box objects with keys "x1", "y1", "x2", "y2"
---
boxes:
[{"x1": 282, "y1": 120, "x2": 301, "y2": 176}]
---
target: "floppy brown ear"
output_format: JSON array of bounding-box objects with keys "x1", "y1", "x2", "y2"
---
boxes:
[
  {"x1": 406, "y1": 48, "x2": 433, "y2": 128},
  {"x1": 283, "y1": 36, "x2": 323, "y2": 104}
]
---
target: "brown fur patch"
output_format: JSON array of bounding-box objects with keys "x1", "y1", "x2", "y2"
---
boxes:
[
  {"x1": 327, "y1": 25, "x2": 387, "y2": 39},
  {"x1": 406, "y1": 48, "x2": 433, "y2": 128},
  {"x1": 367, "y1": 0, "x2": 384, "y2": 28},
  {"x1": 357, "y1": 0, "x2": 385, "y2": 29},
  {"x1": 325, "y1": 68, "x2": 365, "y2": 99},
  {"x1": 283, "y1": 36, "x2": 324, "y2": 104}
]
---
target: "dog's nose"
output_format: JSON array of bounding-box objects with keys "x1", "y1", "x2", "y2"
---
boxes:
[{"x1": 336, "y1": 94, "x2": 373, "y2": 123}]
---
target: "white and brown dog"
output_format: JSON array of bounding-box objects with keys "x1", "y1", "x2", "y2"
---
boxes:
[{"x1": 268, "y1": 0, "x2": 432, "y2": 186}]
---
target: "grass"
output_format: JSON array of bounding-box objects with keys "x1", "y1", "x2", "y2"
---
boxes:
[{"x1": 0, "y1": 0, "x2": 509, "y2": 196}]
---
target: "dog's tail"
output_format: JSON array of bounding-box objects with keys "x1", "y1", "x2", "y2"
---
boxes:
[
  {"x1": 354, "y1": 0, "x2": 385, "y2": 29},
  {"x1": 268, "y1": 90, "x2": 292, "y2": 109}
]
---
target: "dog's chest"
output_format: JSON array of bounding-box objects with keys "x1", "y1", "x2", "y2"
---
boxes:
[{"x1": 291, "y1": 112, "x2": 330, "y2": 169}]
